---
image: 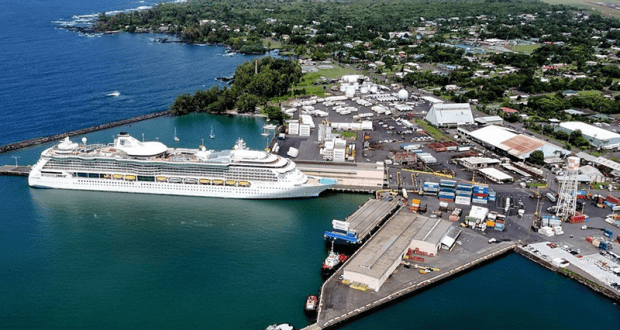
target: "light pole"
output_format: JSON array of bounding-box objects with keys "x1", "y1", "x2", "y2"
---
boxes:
[{"x1": 11, "y1": 156, "x2": 20, "y2": 167}]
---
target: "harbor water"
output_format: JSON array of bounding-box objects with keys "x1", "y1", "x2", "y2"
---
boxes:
[{"x1": 1, "y1": 1, "x2": 620, "y2": 329}]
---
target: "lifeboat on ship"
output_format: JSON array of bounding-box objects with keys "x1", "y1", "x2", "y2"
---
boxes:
[
  {"x1": 212, "y1": 179, "x2": 224, "y2": 185},
  {"x1": 238, "y1": 181, "x2": 251, "y2": 187},
  {"x1": 113, "y1": 174, "x2": 123, "y2": 180},
  {"x1": 199, "y1": 178, "x2": 210, "y2": 185},
  {"x1": 156, "y1": 176, "x2": 167, "y2": 182},
  {"x1": 225, "y1": 180, "x2": 236, "y2": 186},
  {"x1": 168, "y1": 177, "x2": 182, "y2": 184},
  {"x1": 124, "y1": 175, "x2": 136, "y2": 181}
]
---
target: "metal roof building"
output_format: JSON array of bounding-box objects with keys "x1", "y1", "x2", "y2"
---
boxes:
[
  {"x1": 425, "y1": 103, "x2": 474, "y2": 127},
  {"x1": 342, "y1": 212, "x2": 451, "y2": 292},
  {"x1": 463, "y1": 126, "x2": 568, "y2": 160},
  {"x1": 475, "y1": 116, "x2": 504, "y2": 126},
  {"x1": 555, "y1": 122, "x2": 620, "y2": 148}
]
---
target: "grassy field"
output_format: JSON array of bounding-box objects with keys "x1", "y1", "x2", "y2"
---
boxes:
[
  {"x1": 415, "y1": 119, "x2": 450, "y2": 141},
  {"x1": 261, "y1": 38, "x2": 282, "y2": 49},
  {"x1": 577, "y1": 90, "x2": 603, "y2": 97},
  {"x1": 271, "y1": 65, "x2": 359, "y2": 101},
  {"x1": 509, "y1": 44, "x2": 541, "y2": 54}
]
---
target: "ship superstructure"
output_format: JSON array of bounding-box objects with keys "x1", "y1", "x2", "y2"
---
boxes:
[{"x1": 28, "y1": 133, "x2": 336, "y2": 199}]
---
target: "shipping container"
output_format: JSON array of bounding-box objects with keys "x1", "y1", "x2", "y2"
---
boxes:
[{"x1": 607, "y1": 195, "x2": 620, "y2": 205}]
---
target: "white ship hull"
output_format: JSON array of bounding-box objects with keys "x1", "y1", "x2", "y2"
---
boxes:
[
  {"x1": 28, "y1": 173, "x2": 334, "y2": 199},
  {"x1": 28, "y1": 134, "x2": 337, "y2": 200}
]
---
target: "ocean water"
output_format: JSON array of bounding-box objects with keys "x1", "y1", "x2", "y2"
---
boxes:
[
  {"x1": 1, "y1": 1, "x2": 620, "y2": 330},
  {"x1": 0, "y1": 0, "x2": 261, "y2": 146}
]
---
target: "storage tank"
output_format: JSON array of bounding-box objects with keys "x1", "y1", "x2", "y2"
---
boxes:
[
  {"x1": 360, "y1": 86, "x2": 368, "y2": 94},
  {"x1": 567, "y1": 156, "x2": 580, "y2": 171},
  {"x1": 398, "y1": 89, "x2": 409, "y2": 101},
  {"x1": 370, "y1": 85, "x2": 378, "y2": 93},
  {"x1": 340, "y1": 84, "x2": 347, "y2": 92}
]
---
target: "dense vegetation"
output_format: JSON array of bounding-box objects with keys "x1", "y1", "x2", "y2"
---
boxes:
[
  {"x1": 169, "y1": 57, "x2": 300, "y2": 122},
  {"x1": 95, "y1": 0, "x2": 619, "y2": 53}
]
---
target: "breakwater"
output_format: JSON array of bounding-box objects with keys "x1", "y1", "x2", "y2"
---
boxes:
[{"x1": 0, "y1": 111, "x2": 170, "y2": 153}]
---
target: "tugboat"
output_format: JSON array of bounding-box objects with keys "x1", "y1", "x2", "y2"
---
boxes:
[
  {"x1": 322, "y1": 241, "x2": 347, "y2": 274},
  {"x1": 304, "y1": 295, "x2": 318, "y2": 313}
]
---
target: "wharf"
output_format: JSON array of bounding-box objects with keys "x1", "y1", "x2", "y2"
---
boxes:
[
  {"x1": 303, "y1": 233, "x2": 516, "y2": 330},
  {"x1": 0, "y1": 165, "x2": 31, "y2": 177},
  {"x1": 324, "y1": 199, "x2": 399, "y2": 244},
  {"x1": 296, "y1": 161, "x2": 385, "y2": 193}
]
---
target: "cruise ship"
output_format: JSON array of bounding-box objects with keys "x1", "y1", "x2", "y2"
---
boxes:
[{"x1": 28, "y1": 133, "x2": 337, "y2": 199}]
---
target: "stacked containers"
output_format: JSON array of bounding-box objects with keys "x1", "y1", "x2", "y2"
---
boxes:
[
  {"x1": 472, "y1": 184, "x2": 489, "y2": 205},
  {"x1": 495, "y1": 218, "x2": 505, "y2": 231},
  {"x1": 456, "y1": 182, "x2": 473, "y2": 205},
  {"x1": 439, "y1": 180, "x2": 457, "y2": 202},
  {"x1": 423, "y1": 181, "x2": 439, "y2": 195},
  {"x1": 488, "y1": 189, "x2": 496, "y2": 202}
]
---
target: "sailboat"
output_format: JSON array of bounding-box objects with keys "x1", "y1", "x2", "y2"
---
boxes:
[
  {"x1": 174, "y1": 127, "x2": 179, "y2": 142},
  {"x1": 210, "y1": 125, "x2": 215, "y2": 139}
]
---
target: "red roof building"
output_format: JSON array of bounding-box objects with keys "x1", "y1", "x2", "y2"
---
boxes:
[{"x1": 501, "y1": 107, "x2": 519, "y2": 113}]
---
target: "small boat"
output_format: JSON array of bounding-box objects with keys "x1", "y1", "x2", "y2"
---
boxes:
[
  {"x1": 263, "y1": 124, "x2": 277, "y2": 130},
  {"x1": 322, "y1": 242, "x2": 347, "y2": 273},
  {"x1": 156, "y1": 176, "x2": 167, "y2": 182},
  {"x1": 168, "y1": 177, "x2": 182, "y2": 184},
  {"x1": 183, "y1": 177, "x2": 198, "y2": 184},
  {"x1": 174, "y1": 127, "x2": 179, "y2": 142},
  {"x1": 304, "y1": 295, "x2": 318, "y2": 312},
  {"x1": 210, "y1": 125, "x2": 215, "y2": 139},
  {"x1": 199, "y1": 178, "x2": 210, "y2": 185},
  {"x1": 225, "y1": 180, "x2": 236, "y2": 186},
  {"x1": 265, "y1": 324, "x2": 294, "y2": 330},
  {"x1": 113, "y1": 174, "x2": 123, "y2": 179},
  {"x1": 107, "y1": 91, "x2": 120, "y2": 97},
  {"x1": 124, "y1": 175, "x2": 136, "y2": 181},
  {"x1": 238, "y1": 181, "x2": 250, "y2": 187},
  {"x1": 212, "y1": 179, "x2": 224, "y2": 185}
]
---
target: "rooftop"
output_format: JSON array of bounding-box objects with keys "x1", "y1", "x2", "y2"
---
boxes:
[{"x1": 559, "y1": 122, "x2": 620, "y2": 141}]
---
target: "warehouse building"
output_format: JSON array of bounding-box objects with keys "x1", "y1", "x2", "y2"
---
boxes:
[
  {"x1": 459, "y1": 157, "x2": 501, "y2": 170},
  {"x1": 475, "y1": 116, "x2": 504, "y2": 126},
  {"x1": 462, "y1": 126, "x2": 568, "y2": 160},
  {"x1": 342, "y1": 212, "x2": 452, "y2": 292},
  {"x1": 425, "y1": 103, "x2": 474, "y2": 127},
  {"x1": 478, "y1": 167, "x2": 514, "y2": 184},
  {"x1": 555, "y1": 121, "x2": 620, "y2": 149}
]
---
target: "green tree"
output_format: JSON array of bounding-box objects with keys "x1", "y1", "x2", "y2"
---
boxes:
[
  {"x1": 263, "y1": 105, "x2": 289, "y2": 125},
  {"x1": 527, "y1": 150, "x2": 545, "y2": 166},
  {"x1": 236, "y1": 93, "x2": 260, "y2": 113}
]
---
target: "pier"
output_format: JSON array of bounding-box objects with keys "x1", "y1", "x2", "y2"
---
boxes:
[
  {"x1": 323, "y1": 199, "x2": 399, "y2": 244},
  {"x1": 302, "y1": 233, "x2": 516, "y2": 330},
  {"x1": 0, "y1": 165, "x2": 31, "y2": 177}
]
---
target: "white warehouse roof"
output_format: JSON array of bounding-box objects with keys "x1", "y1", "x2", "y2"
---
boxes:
[
  {"x1": 559, "y1": 122, "x2": 620, "y2": 142},
  {"x1": 425, "y1": 103, "x2": 474, "y2": 126},
  {"x1": 466, "y1": 125, "x2": 516, "y2": 148}
]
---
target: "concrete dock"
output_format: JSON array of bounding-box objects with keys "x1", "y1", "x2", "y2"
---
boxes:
[
  {"x1": 296, "y1": 161, "x2": 385, "y2": 193},
  {"x1": 302, "y1": 229, "x2": 516, "y2": 330},
  {"x1": 324, "y1": 199, "x2": 399, "y2": 244},
  {"x1": 0, "y1": 165, "x2": 30, "y2": 177}
]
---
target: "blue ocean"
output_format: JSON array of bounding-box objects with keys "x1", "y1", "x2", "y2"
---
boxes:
[{"x1": 0, "y1": 1, "x2": 619, "y2": 329}]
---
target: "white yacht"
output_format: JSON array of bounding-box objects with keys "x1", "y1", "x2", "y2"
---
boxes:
[{"x1": 28, "y1": 133, "x2": 337, "y2": 199}]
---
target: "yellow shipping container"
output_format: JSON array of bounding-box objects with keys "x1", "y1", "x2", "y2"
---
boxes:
[{"x1": 486, "y1": 220, "x2": 496, "y2": 227}]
